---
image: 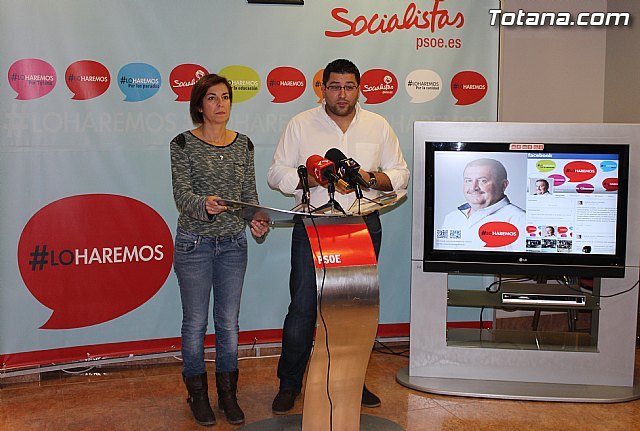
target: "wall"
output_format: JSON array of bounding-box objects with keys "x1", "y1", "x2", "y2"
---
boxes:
[
  {"x1": 604, "y1": 0, "x2": 640, "y2": 123},
  {"x1": 499, "y1": 0, "x2": 609, "y2": 122}
]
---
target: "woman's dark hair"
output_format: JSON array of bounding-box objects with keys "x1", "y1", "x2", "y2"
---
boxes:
[
  {"x1": 189, "y1": 74, "x2": 233, "y2": 124},
  {"x1": 322, "y1": 59, "x2": 360, "y2": 86}
]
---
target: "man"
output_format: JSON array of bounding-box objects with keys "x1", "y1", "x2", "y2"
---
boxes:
[
  {"x1": 441, "y1": 158, "x2": 525, "y2": 250},
  {"x1": 534, "y1": 178, "x2": 551, "y2": 195},
  {"x1": 267, "y1": 59, "x2": 410, "y2": 414}
]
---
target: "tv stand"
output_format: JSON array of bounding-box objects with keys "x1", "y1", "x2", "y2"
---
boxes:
[{"x1": 397, "y1": 269, "x2": 640, "y2": 402}]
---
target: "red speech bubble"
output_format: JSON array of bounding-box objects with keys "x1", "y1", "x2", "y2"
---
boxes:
[
  {"x1": 602, "y1": 177, "x2": 618, "y2": 191},
  {"x1": 170, "y1": 63, "x2": 208, "y2": 102},
  {"x1": 451, "y1": 71, "x2": 487, "y2": 106},
  {"x1": 65, "y1": 60, "x2": 110, "y2": 100},
  {"x1": 564, "y1": 161, "x2": 597, "y2": 182},
  {"x1": 478, "y1": 222, "x2": 519, "y2": 248},
  {"x1": 267, "y1": 66, "x2": 306, "y2": 103},
  {"x1": 360, "y1": 69, "x2": 398, "y2": 104},
  {"x1": 576, "y1": 183, "x2": 595, "y2": 193},
  {"x1": 17, "y1": 194, "x2": 174, "y2": 329},
  {"x1": 8, "y1": 58, "x2": 57, "y2": 100},
  {"x1": 526, "y1": 225, "x2": 538, "y2": 234},
  {"x1": 312, "y1": 69, "x2": 324, "y2": 103}
]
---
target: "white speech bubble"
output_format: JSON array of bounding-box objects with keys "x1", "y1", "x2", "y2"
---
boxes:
[{"x1": 405, "y1": 69, "x2": 442, "y2": 103}]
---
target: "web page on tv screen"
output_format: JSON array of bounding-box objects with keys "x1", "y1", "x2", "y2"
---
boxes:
[{"x1": 433, "y1": 148, "x2": 620, "y2": 256}]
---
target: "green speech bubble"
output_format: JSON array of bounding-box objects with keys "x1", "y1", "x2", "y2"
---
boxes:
[
  {"x1": 219, "y1": 65, "x2": 260, "y2": 103},
  {"x1": 536, "y1": 160, "x2": 556, "y2": 172}
]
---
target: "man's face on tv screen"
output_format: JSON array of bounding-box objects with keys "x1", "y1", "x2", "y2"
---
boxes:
[
  {"x1": 535, "y1": 180, "x2": 548, "y2": 194},
  {"x1": 463, "y1": 164, "x2": 506, "y2": 209}
]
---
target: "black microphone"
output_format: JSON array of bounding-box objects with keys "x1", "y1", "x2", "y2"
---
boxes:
[
  {"x1": 297, "y1": 165, "x2": 310, "y2": 203},
  {"x1": 324, "y1": 148, "x2": 370, "y2": 189}
]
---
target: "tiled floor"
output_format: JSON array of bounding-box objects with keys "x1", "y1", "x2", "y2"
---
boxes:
[{"x1": 1, "y1": 345, "x2": 639, "y2": 431}]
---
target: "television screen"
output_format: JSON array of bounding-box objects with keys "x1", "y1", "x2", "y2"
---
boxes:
[{"x1": 423, "y1": 141, "x2": 629, "y2": 277}]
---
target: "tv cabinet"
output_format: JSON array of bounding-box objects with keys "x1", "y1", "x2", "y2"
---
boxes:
[{"x1": 446, "y1": 282, "x2": 599, "y2": 352}]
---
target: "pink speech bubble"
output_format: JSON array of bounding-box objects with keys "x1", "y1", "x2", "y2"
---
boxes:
[
  {"x1": 8, "y1": 58, "x2": 57, "y2": 100},
  {"x1": 576, "y1": 183, "x2": 595, "y2": 193},
  {"x1": 451, "y1": 71, "x2": 487, "y2": 106},
  {"x1": 17, "y1": 194, "x2": 174, "y2": 329},
  {"x1": 478, "y1": 221, "x2": 519, "y2": 248},
  {"x1": 548, "y1": 174, "x2": 567, "y2": 187},
  {"x1": 360, "y1": 69, "x2": 398, "y2": 104},
  {"x1": 170, "y1": 63, "x2": 208, "y2": 102},
  {"x1": 65, "y1": 60, "x2": 110, "y2": 100},
  {"x1": 267, "y1": 66, "x2": 306, "y2": 103}
]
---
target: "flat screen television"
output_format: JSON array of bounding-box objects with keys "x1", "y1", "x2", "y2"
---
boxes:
[{"x1": 416, "y1": 125, "x2": 630, "y2": 278}]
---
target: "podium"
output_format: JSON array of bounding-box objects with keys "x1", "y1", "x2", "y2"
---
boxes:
[{"x1": 222, "y1": 193, "x2": 405, "y2": 431}]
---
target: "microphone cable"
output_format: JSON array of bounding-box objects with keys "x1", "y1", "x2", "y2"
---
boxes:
[{"x1": 309, "y1": 215, "x2": 334, "y2": 431}]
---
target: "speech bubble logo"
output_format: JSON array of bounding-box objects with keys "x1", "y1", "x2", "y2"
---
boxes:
[
  {"x1": 478, "y1": 222, "x2": 519, "y2": 247},
  {"x1": 576, "y1": 183, "x2": 595, "y2": 193},
  {"x1": 535, "y1": 160, "x2": 556, "y2": 172},
  {"x1": 219, "y1": 65, "x2": 260, "y2": 103},
  {"x1": 170, "y1": 63, "x2": 208, "y2": 102},
  {"x1": 312, "y1": 69, "x2": 324, "y2": 103},
  {"x1": 564, "y1": 161, "x2": 597, "y2": 182},
  {"x1": 405, "y1": 69, "x2": 442, "y2": 103},
  {"x1": 548, "y1": 174, "x2": 566, "y2": 186},
  {"x1": 600, "y1": 160, "x2": 617, "y2": 172},
  {"x1": 602, "y1": 177, "x2": 618, "y2": 191},
  {"x1": 65, "y1": 60, "x2": 110, "y2": 100},
  {"x1": 267, "y1": 66, "x2": 306, "y2": 103},
  {"x1": 557, "y1": 226, "x2": 569, "y2": 235},
  {"x1": 360, "y1": 69, "x2": 397, "y2": 104},
  {"x1": 526, "y1": 225, "x2": 538, "y2": 234},
  {"x1": 117, "y1": 63, "x2": 161, "y2": 102},
  {"x1": 451, "y1": 71, "x2": 488, "y2": 106},
  {"x1": 8, "y1": 58, "x2": 57, "y2": 100},
  {"x1": 17, "y1": 194, "x2": 174, "y2": 329}
]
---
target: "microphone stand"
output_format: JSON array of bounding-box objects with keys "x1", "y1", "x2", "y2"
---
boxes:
[
  {"x1": 292, "y1": 165, "x2": 315, "y2": 214},
  {"x1": 291, "y1": 190, "x2": 315, "y2": 214},
  {"x1": 350, "y1": 177, "x2": 384, "y2": 214},
  {"x1": 312, "y1": 178, "x2": 346, "y2": 215}
]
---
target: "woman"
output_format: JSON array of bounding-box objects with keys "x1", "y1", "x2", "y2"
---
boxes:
[{"x1": 170, "y1": 74, "x2": 268, "y2": 426}]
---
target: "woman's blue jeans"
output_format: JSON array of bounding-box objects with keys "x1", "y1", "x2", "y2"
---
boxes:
[{"x1": 173, "y1": 227, "x2": 247, "y2": 377}]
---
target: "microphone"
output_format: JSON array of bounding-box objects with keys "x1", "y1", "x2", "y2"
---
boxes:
[
  {"x1": 297, "y1": 165, "x2": 310, "y2": 204},
  {"x1": 324, "y1": 148, "x2": 370, "y2": 189},
  {"x1": 306, "y1": 155, "x2": 335, "y2": 186},
  {"x1": 306, "y1": 155, "x2": 349, "y2": 188}
]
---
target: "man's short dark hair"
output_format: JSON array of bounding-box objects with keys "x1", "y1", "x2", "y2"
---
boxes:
[
  {"x1": 322, "y1": 59, "x2": 360, "y2": 86},
  {"x1": 189, "y1": 74, "x2": 233, "y2": 125}
]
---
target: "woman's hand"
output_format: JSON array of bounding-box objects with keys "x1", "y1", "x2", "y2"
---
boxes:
[
  {"x1": 205, "y1": 196, "x2": 228, "y2": 215},
  {"x1": 249, "y1": 217, "x2": 269, "y2": 239}
]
